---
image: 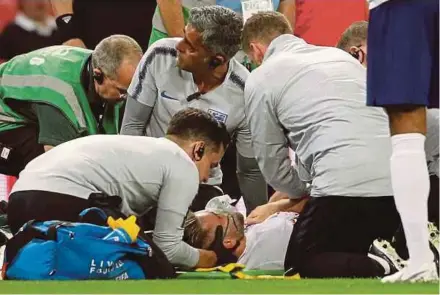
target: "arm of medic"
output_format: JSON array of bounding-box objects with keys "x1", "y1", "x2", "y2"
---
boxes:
[
  {"x1": 246, "y1": 182, "x2": 310, "y2": 225},
  {"x1": 50, "y1": 0, "x2": 86, "y2": 48},
  {"x1": 150, "y1": 165, "x2": 217, "y2": 268},
  {"x1": 243, "y1": 76, "x2": 309, "y2": 225},
  {"x1": 119, "y1": 158, "x2": 218, "y2": 268},
  {"x1": 235, "y1": 124, "x2": 269, "y2": 212},
  {"x1": 156, "y1": 0, "x2": 185, "y2": 38}
]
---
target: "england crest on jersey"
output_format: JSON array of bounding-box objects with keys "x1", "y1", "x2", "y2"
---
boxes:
[{"x1": 208, "y1": 109, "x2": 228, "y2": 124}]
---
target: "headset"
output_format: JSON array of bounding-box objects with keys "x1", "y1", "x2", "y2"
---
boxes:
[
  {"x1": 194, "y1": 145, "x2": 205, "y2": 160},
  {"x1": 89, "y1": 61, "x2": 105, "y2": 85},
  {"x1": 93, "y1": 71, "x2": 104, "y2": 85},
  {"x1": 208, "y1": 57, "x2": 222, "y2": 69},
  {"x1": 350, "y1": 51, "x2": 360, "y2": 60},
  {"x1": 350, "y1": 47, "x2": 365, "y2": 64}
]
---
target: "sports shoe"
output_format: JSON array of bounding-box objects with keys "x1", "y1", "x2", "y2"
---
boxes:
[
  {"x1": 369, "y1": 238, "x2": 406, "y2": 275},
  {"x1": 428, "y1": 222, "x2": 439, "y2": 274},
  {"x1": 0, "y1": 227, "x2": 11, "y2": 247},
  {"x1": 381, "y1": 261, "x2": 439, "y2": 283}
]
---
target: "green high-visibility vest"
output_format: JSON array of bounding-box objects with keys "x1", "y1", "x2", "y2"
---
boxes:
[{"x1": 0, "y1": 46, "x2": 121, "y2": 134}]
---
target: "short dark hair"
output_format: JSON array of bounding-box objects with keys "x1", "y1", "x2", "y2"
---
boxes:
[
  {"x1": 166, "y1": 108, "x2": 230, "y2": 152},
  {"x1": 188, "y1": 5, "x2": 243, "y2": 60},
  {"x1": 336, "y1": 21, "x2": 368, "y2": 50},
  {"x1": 183, "y1": 211, "x2": 208, "y2": 249},
  {"x1": 241, "y1": 11, "x2": 292, "y2": 53}
]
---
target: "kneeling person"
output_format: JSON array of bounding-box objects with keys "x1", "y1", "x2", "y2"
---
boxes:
[
  {"x1": 0, "y1": 35, "x2": 143, "y2": 177},
  {"x1": 8, "y1": 108, "x2": 230, "y2": 268}
]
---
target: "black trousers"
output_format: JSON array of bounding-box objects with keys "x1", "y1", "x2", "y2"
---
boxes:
[
  {"x1": 8, "y1": 190, "x2": 95, "y2": 234},
  {"x1": 428, "y1": 175, "x2": 439, "y2": 227},
  {"x1": 7, "y1": 190, "x2": 177, "y2": 278},
  {"x1": 284, "y1": 196, "x2": 401, "y2": 278},
  {"x1": 0, "y1": 126, "x2": 44, "y2": 177},
  {"x1": 219, "y1": 141, "x2": 241, "y2": 199}
]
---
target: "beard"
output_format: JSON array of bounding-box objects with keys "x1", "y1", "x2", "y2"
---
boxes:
[{"x1": 231, "y1": 212, "x2": 245, "y2": 237}]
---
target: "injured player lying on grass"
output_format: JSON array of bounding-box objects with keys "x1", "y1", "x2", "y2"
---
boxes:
[{"x1": 183, "y1": 195, "x2": 439, "y2": 276}]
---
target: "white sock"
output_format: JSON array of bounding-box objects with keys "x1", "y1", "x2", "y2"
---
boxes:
[{"x1": 390, "y1": 133, "x2": 433, "y2": 269}]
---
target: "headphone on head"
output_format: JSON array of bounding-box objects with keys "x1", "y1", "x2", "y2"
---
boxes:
[
  {"x1": 350, "y1": 51, "x2": 359, "y2": 60},
  {"x1": 208, "y1": 57, "x2": 222, "y2": 69},
  {"x1": 194, "y1": 145, "x2": 205, "y2": 160},
  {"x1": 350, "y1": 47, "x2": 365, "y2": 64},
  {"x1": 93, "y1": 71, "x2": 104, "y2": 85}
]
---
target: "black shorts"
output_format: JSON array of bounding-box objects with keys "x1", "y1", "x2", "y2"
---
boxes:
[
  {"x1": 8, "y1": 190, "x2": 90, "y2": 234},
  {"x1": 367, "y1": 0, "x2": 439, "y2": 108},
  {"x1": 284, "y1": 195, "x2": 401, "y2": 278},
  {"x1": 0, "y1": 126, "x2": 44, "y2": 177}
]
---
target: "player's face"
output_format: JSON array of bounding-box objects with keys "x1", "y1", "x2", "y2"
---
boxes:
[
  {"x1": 95, "y1": 58, "x2": 140, "y2": 102},
  {"x1": 196, "y1": 211, "x2": 246, "y2": 257},
  {"x1": 195, "y1": 145, "x2": 225, "y2": 183},
  {"x1": 176, "y1": 25, "x2": 211, "y2": 72}
]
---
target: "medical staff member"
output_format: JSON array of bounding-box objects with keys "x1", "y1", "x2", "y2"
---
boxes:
[
  {"x1": 337, "y1": 20, "x2": 440, "y2": 230},
  {"x1": 366, "y1": 0, "x2": 439, "y2": 282},
  {"x1": 121, "y1": 6, "x2": 266, "y2": 212},
  {"x1": 150, "y1": 0, "x2": 295, "y2": 47},
  {"x1": 241, "y1": 11, "x2": 401, "y2": 278},
  {"x1": 9, "y1": 108, "x2": 230, "y2": 268},
  {"x1": 0, "y1": 35, "x2": 142, "y2": 177}
]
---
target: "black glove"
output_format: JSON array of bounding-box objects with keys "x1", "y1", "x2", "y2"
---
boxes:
[{"x1": 208, "y1": 226, "x2": 239, "y2": 265}]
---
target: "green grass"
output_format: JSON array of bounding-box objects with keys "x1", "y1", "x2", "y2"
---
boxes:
[{"x1": 0, "y1": 279, "x2": 438, "y2": 294}]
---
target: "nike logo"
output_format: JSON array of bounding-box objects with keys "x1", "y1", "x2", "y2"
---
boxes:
[{"x1": 161, "y1": 91, "x2": 179, "y2": 101}]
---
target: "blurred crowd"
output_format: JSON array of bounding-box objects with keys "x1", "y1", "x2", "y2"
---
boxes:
[{"x1": 0, "y1": 0, "x2": 368, "y2": 62}]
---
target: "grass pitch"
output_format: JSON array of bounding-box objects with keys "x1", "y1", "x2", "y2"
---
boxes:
[{"x1": 0, "y1": 279, "x2": 438, "y2": 294}]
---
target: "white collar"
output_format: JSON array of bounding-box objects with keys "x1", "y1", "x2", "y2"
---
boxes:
[
  {"x1": 263, "y1": 34, "x2": 306, "y2": 62},
  {"x1": 14, "y1": 12, "x2": 57, "y2": 36}
]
